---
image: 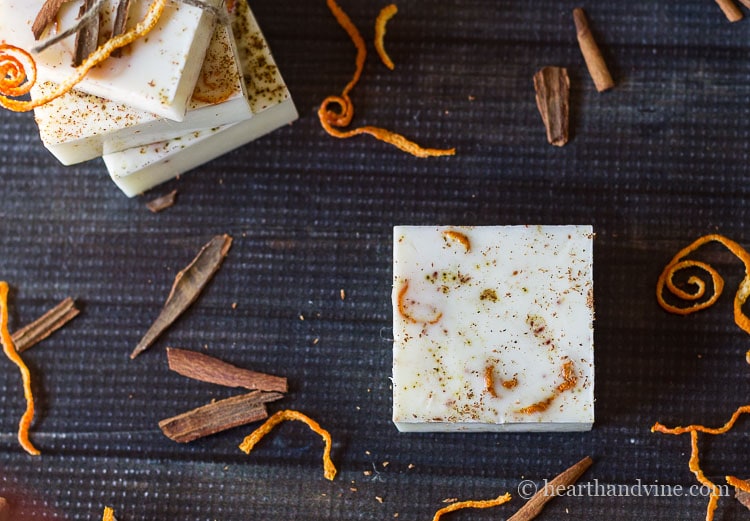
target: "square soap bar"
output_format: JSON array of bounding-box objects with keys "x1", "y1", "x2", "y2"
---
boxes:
[
  {"x1": 32, "y1": 21, "x2": 251, "y2": 165},
  {"x1": 392, "y1": 225, "x2": 594, "y2": 432},
  {"x1": 0, "y1": 0, "x2": 221, "y2": 120},
  {"x1": 102, "y1": 0, "x2": 298, "y2": 196}
]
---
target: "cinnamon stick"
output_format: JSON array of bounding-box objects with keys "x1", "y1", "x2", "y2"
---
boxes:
[
  {"x1": 507, "y1": 456, "x2": 593, "y2": 521},
  {"x1": 73, "y1": 0, "x2": 101, "y2": 66},
  {"x1": 110, "y1": 0, "x2": 132, "y2": 57},
  {"x1": 31, "y1": 0, "x2": 69, "y2": 39},
  {"x1": 11, "y1": 297, "x2": 80, "y2": 353},
  {"x1": 146, "y1": 189, "x2": 177, "y2": 213},
  {"x1": 533, "y1": 66, "x2": 570, "y2": 147},
  {"x1": 737, "y1": 0, "x2": 750, "y2": 9},
  {"x1": 715, "y1": 0, "x2": 743, "y2": 22},
  {"x1": 130, "y1": 234, "x2": 232, "y2": 359},
  {"x1": 573, "y1": 8, "x2": 614, "y2": 92},
  {"x1": 158, "y1": 390, "x2": 283, "y2": 443},
  {"x1": 167, "y1": 347, "x2": 288, "y2": 393}
]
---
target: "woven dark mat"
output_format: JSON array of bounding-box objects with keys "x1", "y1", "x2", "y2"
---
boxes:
[{"x1": 1, "y1": 0, "x2": 749, "y2": 519}]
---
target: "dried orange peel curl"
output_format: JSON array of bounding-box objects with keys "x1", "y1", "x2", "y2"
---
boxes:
[
  {"x1": 374, "y1": 4, "x2": 398, "y2": 70},
  {"x1": 0, "y1": 0, "x2": 167, "y2": 112},
  {"x1": 319, "y1": 0, "x2": 455, "y2": 158},
  {"x1": 102, "y1": 506, "x2": 116, "y2": 521},
  {"x1": 432, "y1": 493, "x2": 511, "y2": 521},
  {"x1": 656, "y1": 234, "x2": 750, "y2": 337},
  {"x1": 652, "y1": 404, "x2": 750, "y2": 521},
  {"x1": 239, "y1": 409, "x2": 337, "y2": 481},
  {"x1": 0, "y1": 281, "x2": 40, "y2": 456}
]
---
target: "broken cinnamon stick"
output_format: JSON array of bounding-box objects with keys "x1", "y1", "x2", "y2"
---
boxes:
[
  {"x1": 131, "y1": 234, "x2": 232, "y2": 359},
  {"x1": 110, "y1": 0, "x2": 132, "y2": 57},
  {"x1": 32, "y1": 0, "x2": 69, "y2": 39},
  {"x1": 158, "y1": 390, "x2": 283, "y2": 443},
  {"x1": 507, "y1": 456, "x2": 593, "y2": 521},
  {"x1": 74, "y1": 0, "x2": 101, "y2": 67},
  {"x1": 734, "y1": 479, "x2": 750, "y2": 510},
  {"x1": 573, "y1": 8, "x2": 614, "y2": 92},
  {"x1": 146, "y1": 189, "x2": 177, "y2": 213},
  {"x1": 533, "y1": 66, "x2": 570, "y2": 147},
  {"x1": 12, "y1": 297, "x2": 80, "y2": 353},
  {"x1": 167, "y1": 347, "x2": 288, "y2": 393},
  {"x1": 715, "y1": 0, "x2": 743, "y2": 22},
  {"x1": 0, "y1": 497, "x2": 9, "y2": 521}
]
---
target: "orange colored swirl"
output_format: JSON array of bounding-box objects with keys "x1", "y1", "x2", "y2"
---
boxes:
[
  {"x1": 656, "y1": 234, "x2": 750, "y2": 337},
  {"x1": 0, "y1": 44, "x2": 37, "y2": 99}
]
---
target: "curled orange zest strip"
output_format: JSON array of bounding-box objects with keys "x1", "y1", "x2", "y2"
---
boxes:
[
  {"x1": 656, "y1": 234, "x2": 750, "y2": 341},
  {"x1": 0, "y1": 0, "x2": 167, "y2": 112},
  {"x1": 239, "y1": 409, "x2": 337, "y2": 481},
  {"x1": 374, "y1": 4, "x2": 398, "y2": 70},
  {"x1": 319, "y1": 0, "x2": 455, "y2": 157},
  {"x1": 0, "y1": 282, "x2": 40, "y2": 456},
  {"x1": 442, "y1": 230, "x2": 471, "y2": 251},
  {"x1": 102, "y1": 506, "x2": 115, "y2": 521},
  {"x1": 652, "y1": 404, "x2": 750, "y2": 521},
  {"x1": 396, "y1": 279, "x2": 443, "y2": 325},
  {"x1": 432, "y1": 493, "x2": 511, "y2": 521}
]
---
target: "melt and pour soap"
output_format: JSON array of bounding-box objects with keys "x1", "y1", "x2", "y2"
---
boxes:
[
  {"x1": 0, "y1": 0, "x2": 221, "y2": 120},
  {"x1": 392, "y1": 225, "x2": 594, "y2": 432},
  {"x1": 102, "y1": 0, "x2": 297, "y2": 196}
]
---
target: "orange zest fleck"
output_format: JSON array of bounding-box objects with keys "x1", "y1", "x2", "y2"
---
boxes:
[
  {"x1": 442, "y1": 230, "x2": 471, "y2": 252},
  {"x1": 502, "y1": 376, "x2": 519, "y2": 389},
  {"x1": 0, "y1": 281, "x2": 40, "y2": 456},
  {"x1": 319, "y1": 0, "x2": 455, "y2": 157},
  {"x1": 656, "y1": 234, "x2": 750, "y2": 343},
  {"x1": 652, "y1": 404, "x2": 750, "y2": 521},
  {"x1": 396, "y1": 279, "x2": 443, "y2": 325},
  {"x1": 374, "y1": 4, "x2": 398, "y2": 70},
  {"x1": 239, "y1": 409, "x2": 337, "y2": 481},
  {"x1": 431, "y1": 493, "x2": 511, "y2": 521},
  {"x1": 484, "y1": 365, "x2": 497, "y2": 397},
  {"x1": 517, "y1": 360, "x2": 577, "y2": 414},
  {"x1": 0, "y1": 0, "x2": 166, "y2": 112},
  {"x1": 102, "y1": 506, "x2": 115, "y2": 521}
]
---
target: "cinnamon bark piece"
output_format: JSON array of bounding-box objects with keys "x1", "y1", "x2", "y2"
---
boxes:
[
  {"x1": 73, "y1": 0, "x2": 101, "y2": 66},
  {"x1": 167, "y1": 347, "x2": 288, "y2": 392},
  {"x1": 159, "y1": 390, "x2": 283, "y2": 443},
  {"x1": 31, "y1": 0, "x2": 69, "y2": 39},
  {"x1": 12, "y1": 297, "x2": 80, "y2": 352},
  {"x1": 533, "y1": 66, "x2": 570, "y2": 147},
  {"x1": 130, "y1": 234, "x2": 232, "y2": 359}
]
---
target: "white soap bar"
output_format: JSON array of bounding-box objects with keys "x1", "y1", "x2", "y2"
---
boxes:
[
  {"x1": 32, "y1": 22, "x2": 251, "y2": 165},
  {"x1": 103, "y1": 0, "x2": 298, "y2": 196},
  {"x1": 392, "y1": 225, "x2": 594, "y2": 432},
  {"x1": 0, "y1": 0, "x2": 220, "y2": 120}
]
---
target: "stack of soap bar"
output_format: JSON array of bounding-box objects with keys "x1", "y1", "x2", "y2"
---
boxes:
[
  {"x1": 2, "y1": 0, "x2": 296, "y2": 196},
  {"x1": 0, "y1": 0, "x2": 221, "y2": 120},
  {"x1": 102, "y1": 0, "x2": 298, "y2": 197},
  {"x1": 32, "y1": 21, "x2": 252, "y2": 165},
  {"x1": 392, "y1": 225, "x2": 594, "y2": 432}
]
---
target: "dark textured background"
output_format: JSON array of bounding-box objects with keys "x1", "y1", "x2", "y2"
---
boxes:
[{"x1": 1, "y1": 0, "x2": 750, "y2": 519}]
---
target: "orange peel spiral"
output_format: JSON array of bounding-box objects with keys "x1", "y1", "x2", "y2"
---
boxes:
[
  {"x1": 0, "y1": 0, "x2": 167, "y2": 112},
  {"x1": 319, "y1": 0, "x2": 455, "y2": 157},
  {"x1": 656, "y1": 234, "x2": 750, "y2": 338},
  {"x1": 0, "y1": 45, "x2": 37, "y2": 99}
]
